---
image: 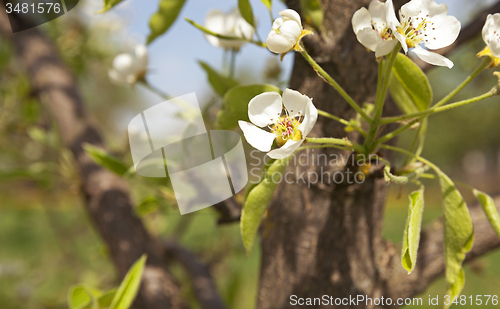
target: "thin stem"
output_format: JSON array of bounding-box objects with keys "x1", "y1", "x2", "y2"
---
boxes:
[
  {"x1": 380, "y1": 91, "x2": 496, "y2": 125},
  {"x1": 300, "y1": 50, "x2": 371, "y2": 123},
  {"x1": 403, "y1": 118, "x2": 427, "y2": 166},
  {"x1": 139, "y1": 80, "x2": 171, "y2": 100},
  {"x1": 364, "y1": 44, "x2": 401, "y2": 152},
  {"x1": 380, "y1": 144, "x2": 438, "y2": 171},
  {"x1": 317, "y1": 110, "x2": 350, "y2": 126},
  {"x1": 185, "y1": 18, "x2": 267, "y2": 48},
  {"x1": 229, "y1": 49, "x2": 237, "y2": 79},
  {"x1": 433, "y1": 57, "x2": 492, "y2": 108},
  {"x1": 306, "y1": 137, "x2": 365, "y2": 153},
  {"x1": 297, "y1": 144, "x2": 352, "y2": 152},
  {"x1": 376, "y1": 118, "x2": 420, "y2": 144}
]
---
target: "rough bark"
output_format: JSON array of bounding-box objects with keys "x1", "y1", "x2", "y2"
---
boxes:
[{"x1": 257, "y1": 1, "x2": 500, "y2": 308}]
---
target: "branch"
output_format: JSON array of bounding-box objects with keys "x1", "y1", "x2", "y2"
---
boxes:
[
  {"x1": 0, "y1": 9, "x2": 187, "y2": 309},
  {"x1": 387, "y1": 195, "x2": 500, "y2": 299},
  {"x1": 419, "y1": 1, "x2": 500, "y2": 71},
  {"x1": 164, "y1": 240, "x2": 228, "y2": 309}
]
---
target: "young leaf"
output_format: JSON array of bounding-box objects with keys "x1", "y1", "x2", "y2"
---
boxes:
[
  {"x1": 260, "y1": 0, "x2": 272, "y2": 10},
  {"x1": 97, "y1": 289, "x2": 117, "y2": 308},
  {"x1": 437, "y1": 171, "x2": 474, "y2": 308},
  {"x1": 198, "y1": 61, "x2": 238, "y2": 97},
  {"x1": 388, "y1": 53, "x2": 433, "y2": 113},
  {"x1": 67, "y1": 285, "x2": 101, "y2": 309},
  {"x1": 383, "y1": 166, "x2": 408, "y2": 185},
  {"x1": 238, "y1": 0, "x2": 255, "y2": 27},
  {"x1": 241, "y1": 157, "x2": 292, "y2": 256},
  {"x1": 401, "y1": 189, "x2": 425, "y2": 274},
  {"x1": 147, "y1": 0, "x2": 187, "y2": 44},
  {"x1": 217, "y1": 84, "x2": 281, "y2": 130},
  {"x1": 135, "y1": 196, "x2": 160, "y2": 217},
  {"x1": 109, "y1": 254, "x2": 148, "y2": 309},
  {"x1": 83, "y1": 143, "x2": 129, "y2": 176},
  {"x1": 473, "y1": 189, "x2": 500, "y2": 238},
  {"x1": 299, "y1": 0, "x2": 324, "y2": 30},
  {"x1": 97, "y1": 0, "x2": 124, "y2": 13}
]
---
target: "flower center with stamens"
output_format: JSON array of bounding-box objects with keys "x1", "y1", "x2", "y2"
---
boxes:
[
  {"x1": 377, "y1": 27, "x2": 393, "y2": 41},
  {"x1": 397, "y1": 16, "x2": 430, "y2": 48},
  {"x1": 271, "y1": 115, "x2": 302, "y2": 147}
]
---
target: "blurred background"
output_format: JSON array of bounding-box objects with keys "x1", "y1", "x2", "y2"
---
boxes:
[{"x1": 0, "y1": 0, "x2": 500, "y2": 308}]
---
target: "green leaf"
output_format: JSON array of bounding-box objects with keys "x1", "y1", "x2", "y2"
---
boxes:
[
  {"x1": 241, "y1": 157, "x2": 291, "y2": 256},
  {"x1": 109, "y1": 254, "x2": 148, "y2": 309},
  {"x1": 217, "y1": 84, "x2": 281, "y2": 130},
  {"x1": 135, "y1": 196, "x2": 160, "y2": 217},
  {"x1": 83, "y1": 143, "x2": 129, "y2": 176},
  {"x1": 97, "y1": 289, "x2": 117, "y2": 308},
  {"x1": 383, "y1": 166, "x2": 408, "y2": 185},
  {"x1": 388, "y1": 53, "x2": 433, "y2": 113},
  {"x1": 67, "y1": 285, "x2": 101, "y2": 309},
  {"x1": 473, "y1": 189, "x2": 500, "y2": 239},
  {"x1": 401, "y1": 189, "x2": 425, "y2": 274},
  {"x1": 147, "y1": 0, "x2": 187, "y2": 44},
  {"x1": 437, "y1": 171, "x2": 474, "y2": 308},
  {"x1": 198, "y1": 61, "x2": 238, "y2": 97},
  {"x1": 238, "y1": 0, "x2": 255, "y2": 27},
  {"x1": 299, "y1": 0, "x2": 324, "y2": 30},
  {"x1": 97, "y1": 0, "x2": 124, "y2": 13},
  {"x1": 260, "y1": 0, "x2": 272, "y2": 10}
]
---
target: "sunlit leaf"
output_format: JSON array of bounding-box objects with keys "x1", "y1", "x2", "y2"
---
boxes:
[
  {"x1": 198, "y1": 61, "x2": 238, "y2": 97},
  {"x1": 260, "y1": 0, "x2": 272, "y2": 10},
  {"x1": 241, "y1": 157, "x2": 291, "y2": 256},
  {"x1": 147, "y1": 0, "x2": 187, "y2": 44},
  {"x1": 83, "y1": 143, "x2": 129, "y2": 176},
  {"x1": 135, "y1": 196, "x2": 160, "y2": 217},
  {"x1": 388, "y1": 53, "x2": 433, "y2": 113},
  {"x1": 97, "y1": 0, "x2": 126, "y2": 13},
  {"x1": 437, "y1": 171, "x2": 474, "y2": 308},
  {"x1": 238, "y1": 0, "x2": 255, "y2": 27},
  {"x1": 67, "y1": 285, "x2": 101, "y2": 309},
  {"x1": 474, "y1": 189, "x2": 500, "y2": 238},
  {"x1": 401, "y1": 188, "x2": 424, "y2": 273},
  {"x1": 109, "y1": 254, "x2": 147, "y2": 309},
  {"x1": 217, "y1": 84, "x2": 281, "y2": 130}
]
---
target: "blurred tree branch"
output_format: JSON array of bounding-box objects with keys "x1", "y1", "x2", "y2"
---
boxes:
[{"x1": 0, "y1": 8, "x2": 225, "y2": 309}]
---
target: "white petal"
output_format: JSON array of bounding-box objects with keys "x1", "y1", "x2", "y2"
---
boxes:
[
  {"x1": 394, "y1": 31, "x2": 408, "y2": 53},
  {"x1": 267, "y1": 140, "x2": 303, "y2": 159},
  {"x1": 385, "y1": 0, "x2": 401, "y2": 32},
  {"x1": 368, "y1": 0, "x2": 388, "y2": 32},
  {"x1": 238, "y1": 121, "x2": 276, "y2": 152},
  {"x1": 412, "y1": 45, "x2": 453, "y2": 68},
  {"x1": 278, "y1": 20, "x2": 302, "y2": 45},
  {"x1": 233, "y1": 17, "x2": 254, "y2": 41},
  {"x1": 356, "y1": 27, "x2": 384, "y2": 52},
  {"x1": 401, "y1": 0, "x2": 424, "y2": 17},
  {"x1": 112, "y1": 53, "x2": 137, "y2": 76},
  {"x1": 352, "y1": 7, "x2": 372, "y2": 34},
  {"x1": 424, "y1": 16, "x2": 460, "y2": 50},
  {"x1": 272, "y1": 17, "x2": 284, "y2": 31},
  {"x1": 282, "y1": 88, "x2": 310, "y2": 119},
  {"x1": 108, "y1": 69, "x2": 129, "y2": 86},
  {"x1": 266, "y1": 31, "x2": 295, "y2": 54},
  {"x1": 297, "y1": 98, "x2": 318, "y2": 137},
  {"x1": 483, "y1": 14, "x2": 500, "y2": 57},
  {"x1": 134, "y1": 44, "x2": 148, "y2": 71},
  {"x1": 204, "y1": 10, "x2": 226, "y2": 48},
  {"x1": 375, "y1": 39, "x2": 398, "y2": 57},
  {"x1": 280, "y1": 9, "x2": 302, "y2": 28},
  {"x1": 248, "y1": 92, "x2": 283, "y2": 127}
]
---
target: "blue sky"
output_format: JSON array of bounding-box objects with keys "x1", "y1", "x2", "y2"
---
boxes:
[{"x1": 78, "y1": 0, "x2": 498, "y2": 106}]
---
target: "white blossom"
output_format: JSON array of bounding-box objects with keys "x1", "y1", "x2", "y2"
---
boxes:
[
  {"x1": 386, "y1": 0, "x2": 460, "y2": 68},
  {"x1": 204, "y1": 8, "x2": 254, "y2": 50},
  {"x1": 352, "y1": 0, "x2": 398, "y2": 57},
  {"x1": 266, "y1": 9, "x2": 312, "y2": 55},
  {"x1": 482, "y1": 13, "x2": 500, "y2": 58},
  {"x1": 238, "y1": 89, "x2": 318, "y2": 159},
  {"x1": 108, "y1": 44, "x2": 148, "y2": 86}
]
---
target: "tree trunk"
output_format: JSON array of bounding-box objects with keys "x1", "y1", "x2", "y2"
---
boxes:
[{"x1": 257, "y1": 1, "x2": 413, "y2": 308}]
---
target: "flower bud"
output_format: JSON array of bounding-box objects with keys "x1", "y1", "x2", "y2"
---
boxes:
[{"x1": 266, "y1": 9, "x2": 312, "y2": 56}]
